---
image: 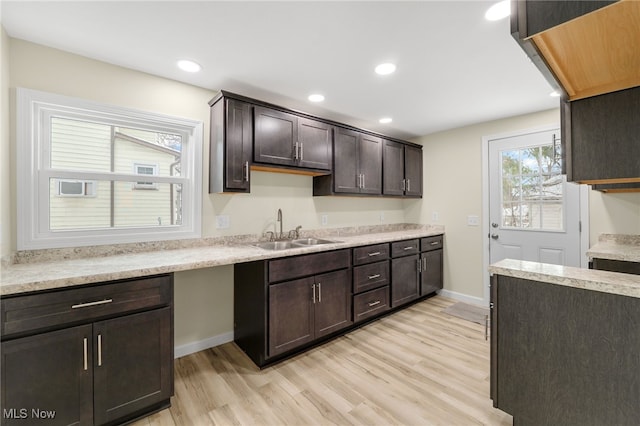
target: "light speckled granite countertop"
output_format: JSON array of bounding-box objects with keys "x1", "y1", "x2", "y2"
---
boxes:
[
  {"x1": 586, "y1": 234, "x2": 640, "y2": 263},
  {"x1": 1, "y1": 224, "x2": 444, "y2": 296},
  {"x1": 489, "y1": 258, "x2": 640, "y2": 299}
]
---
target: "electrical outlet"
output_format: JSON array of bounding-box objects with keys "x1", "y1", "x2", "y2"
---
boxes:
[
  {"x1": 380, "y1": 211, "x2": 385, "y2": 222},
  {"x1": 321, "y1": 214, "x2": 328, "y2": 226},
  {"x1": 467, "y1": 215, "x2": 479, "y2": 226},
  {"x1": 432, "y1": 211, "x2": 439, "y2": 222},
  {"x1": 216, "y1": 215, "x2": 230, "y2": 229}
]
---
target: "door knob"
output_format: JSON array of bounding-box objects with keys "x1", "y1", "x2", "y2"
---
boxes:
[
  {"x1": 491, "y1": 234, "x2": 499, "y2": 240},
  {"x1": 491, "y1": 222, "x2": 499, "y2": 228}
]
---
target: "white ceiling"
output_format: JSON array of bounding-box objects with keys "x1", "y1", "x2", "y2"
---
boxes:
[{"x1": 1, "y1": 0, "x2": 559, "y2": 140}]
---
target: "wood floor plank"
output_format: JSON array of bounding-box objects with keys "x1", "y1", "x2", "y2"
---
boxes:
[{"x1": 133, "y1": 296, "x2": 512, "y2": 425}]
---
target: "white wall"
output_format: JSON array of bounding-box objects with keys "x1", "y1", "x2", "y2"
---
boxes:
[{"x1": 1, "y1": 27, "x2": 11, "y2": 258}]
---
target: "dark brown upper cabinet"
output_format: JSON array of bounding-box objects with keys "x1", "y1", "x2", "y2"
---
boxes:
[
  {"x1": 209, "y1": 95, "x2": 252, "y2": 193},
  {"x1": 314, "y1": 127, "x2": 382, "y2": 196},
  {"x1": 511, "y1": 0, "x2": 640, "y2": 190},
  {"x1": 253, "y1": 106, "x2": 332, "y2": 172},
  {"x1": 383, "y1": 140, "x2": 422, "y2": 197}
]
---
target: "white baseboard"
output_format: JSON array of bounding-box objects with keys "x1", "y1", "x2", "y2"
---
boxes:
[
  {"x1": 437, "y1": 289, "x2": 486, "y2": 307},
  {"x1": 174, "y1": 331, "x2": 234, "y2": 359}
]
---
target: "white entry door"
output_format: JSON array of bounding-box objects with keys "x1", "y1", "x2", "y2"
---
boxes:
[{"x1": 488, "y1": 127, "x2": 585, "y2": 267}]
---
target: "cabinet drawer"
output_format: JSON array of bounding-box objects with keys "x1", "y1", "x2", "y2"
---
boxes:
[
  {"x1": 353, "y1": 261, "x2": 389, "y2": 294},
  {"x1": 391, "y1": 239, "x2": 419, "y2": 258},
  {"x1": 421, "y1": 235, "x2": 443, "y2": 252},
  {"x1": 353, "y1": 286, "x2": 390, "y2": 323},
  {"x1": 1, "y1": 274, "x2": 173, "y2": 339},
  {"x1": 269, "y1": 249, "x2": 350, "y2": 283},
  {"x1": 353, "y1": 243, "x2": 389, "y2": 266}
]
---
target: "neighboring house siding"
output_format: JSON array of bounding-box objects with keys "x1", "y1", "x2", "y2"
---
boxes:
[{"x1": 49, "y1": 118, "x2": 179, "y2": 229}]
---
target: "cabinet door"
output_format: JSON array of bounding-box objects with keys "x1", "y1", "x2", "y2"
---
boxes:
[
  {"x1": 358, "y1": 134, "x2": 382, "y2": 195},
  {"x1": 333, "y1": 127, "x2": 360, "y2": 193},
  {"x1": 298, "y1": 117, "x2": 332, "y2": 170},
  {"x1": 404, "y1": 145, "x2": 423, "y2": 197},
  {"x1": 269, "y1": 277, "x2": 314, "y2": 357},
  {"x1": 391, "y1": 255, "x2": 420, "y2": 307},
  {"x1": 1, "y1": 325, "x2": 93, "y2": 426},
  {"x1": 383, "y1": 140, "x2": 405, "y2": 196},
  {"x1": 225, "y1": 99, "x2": 252, "y2": 191},
  {"x1": 254, "y1": 106, "x2": 296, "y2": 166},
  {"x1": 93, "y1": 307, "x2": 173, "y2": 425},
  {"x1": 314, "y1": 269, "x2": 352, "y2": 338},
  {"x1": 421, "y1": 250, "x2": 443, "y2": 295}
]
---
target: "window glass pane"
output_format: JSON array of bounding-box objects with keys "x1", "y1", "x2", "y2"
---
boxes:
[
  {"x1": 51, "y1": 117, "x2": 112, "y2": 172},
  {"x1": 114, "y1": 129, "x2": 181, "y2": 178},
  {"x1": 49, "y1": 179, "x2": 182, "y2": 230},
  {"x1": 500, "y1": 142, "x2": 564, "y2": 231}
]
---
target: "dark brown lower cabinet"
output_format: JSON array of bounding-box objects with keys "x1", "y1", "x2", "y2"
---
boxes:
[
  {"x1": 420, "y1": 249, "x2": 443, "y2": 295},
  {"x1": 491, "y1": 274, "x2": 640, "y2": 426},
  {"x1": 391, "y1": 254, "x2": 420, "y2": 307},
  {"x1": 0, "y1": 275, "x2": 174, "y2": 426}
]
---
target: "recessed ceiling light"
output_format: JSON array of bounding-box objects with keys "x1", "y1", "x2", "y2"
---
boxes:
[
  {"x1": 485, "y1": 0, "x2": 510, "y2": 21},
  {"x1": 177, "y1": 59, "x2": 201, "y2": 73},
  {"x1": 550, "y1": 90, "x2": 561, "y2": 97},
  {"x1": 308, "y1": 94, "x2": 325, "y2": 102},
  {"x1": 379, "y1": 117, "x2": 393, "y2": 124},
  {"x1": 375, "y1": 63, "x2": 396, "y2": 75}
]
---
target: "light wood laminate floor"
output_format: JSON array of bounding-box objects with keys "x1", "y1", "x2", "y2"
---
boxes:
[{"x1": 133, "y1": 296, "x2": 512, "y2": 425}]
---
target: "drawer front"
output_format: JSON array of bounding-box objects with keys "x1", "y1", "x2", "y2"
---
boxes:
[
  {"x1": 353, "y1": 243, "x2": 390, "y2": 266},
  {"x1": 391, "y1": 239, "x2": 420, "y2": 258},
  {"x1": 353, "y1": 261, "x2": 390, "y2": 294},
  {"x1": 1, "y1": 274, "x2": 173, "y2": 339},
  {"x1": 421, "y1": 235, "x2": 443, "y2": 252},
  {"x1": 269, "y1": 249, "x2": 350, "y2": 283},
  {"x1": 353, "y1": 286, "x2": 390, "y2": 323}
]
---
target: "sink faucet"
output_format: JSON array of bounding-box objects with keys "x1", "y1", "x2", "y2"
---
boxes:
[{"x1": 277, "y1": 208, "x2": 283, "y2": 240}]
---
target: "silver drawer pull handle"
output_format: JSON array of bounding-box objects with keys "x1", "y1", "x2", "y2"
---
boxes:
[
  {"x1": 97, "y1": 334, "x2": 103, "y2": 367},
  {"x1": 368, "y1": 252, "x2": 381, "y2": 257},
  {"x1": 368, "y1": 300, "x2": 381, "y2": 307},
  {"x1": 72, "y1": 299, "x2": 113, "y2": 309},
  {"x1": 430, "y1": 241, "x2": 440, "y2": 246},
  {"x1": 368, "y1": 274, "x2": 381, "y2": 280},
  {"x1": 403, "y1": 246, "x2": 414, "y2": 251}
]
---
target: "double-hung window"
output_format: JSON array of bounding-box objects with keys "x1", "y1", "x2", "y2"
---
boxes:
[{"x1": 17, "y1": 88, "x2": 203, "y2": 249}]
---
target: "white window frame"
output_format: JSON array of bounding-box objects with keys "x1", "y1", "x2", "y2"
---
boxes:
[
  {"x1": 17, "y1": 88, "x2": 203, "y2": 250},
  {"x1": 133, "y1": 163, "x2": 159, "y2": 190}
]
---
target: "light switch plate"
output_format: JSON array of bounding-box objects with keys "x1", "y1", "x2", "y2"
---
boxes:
[{"x1": 467, "y1": 215, "x2": 479, "y2": 226}]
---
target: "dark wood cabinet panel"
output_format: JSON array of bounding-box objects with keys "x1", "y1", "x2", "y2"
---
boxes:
[
  {"x1": 93, "y1": 307, "x2": 173, "y2": 425},
  {"x1": 332, "y1": 127, "x2": 360, "y2": 193},
  {"x1": 1, "y1": 324, "x2": 94, "y2": 426},
  {"x1": 421, "y1": 250, "x2": 443, "y2": 296},
  {"x1": 383, "y1": 140, "x2": 405, "y2": 196},
  {"x1": 297, "y1": 117, "x2": 332, "y2": 170},
  {"x1": 391, "y1": 255, "x2": 420, "y2": 307},
  {"x1": 562, "y1": 86, "x2": 640, "y2": 185},
  {"x1": 353, "y1": 286, "x2": 390, "y2": 323},
  {"x1": 353, "y1": 260, "x2": 389, "y2": 294},
  {"x1": 404, "y1": 145, "x2": 423, "y2": 197},
  {"x1": 391, "y1": 239, "x2": 419, "y2": 258},
  {"x1": 268, "y1": 277, "x2": 315, "y2": 357},
  {"x1": 209, "y1": 97, "x2": 252, "y2": 193},
  {"x1": 314, "y1": 269, "x2": 352, "y2": 338},
  {"x1": 254, "y1": 106, "x2": 297, "y2": 167},
  {"x1": 353, "y1": 243, "x2": 390, "y2": 266},
  {"x1": 359, "y1": 134, "x2": 382, "y2": 195},
  {"x1": 268, "y1": 249, "x2": 350, "y2": 283},
  {"x1": 420, "y1": 235, "x2": 443, "y2": 252},
  {"x1": 0, "y1": 275, "x2": 174, "y2": 426},
  {"x1": 592, "y1": 258, "x2": 640, "y2": 275},
  {"x1": 493, "y1": 275, "x2": 640, "y2": 425},
  {"x1": 518, "y1": 0, "x2": 614, "y2": 38}
]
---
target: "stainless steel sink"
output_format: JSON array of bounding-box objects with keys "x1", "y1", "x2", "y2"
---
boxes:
[
  {"x1": 253, "y1": 238, "x2": 339, "y2": 250},
  {"x1": 290, "y1": 238, "x2": 336, "y2": 246},
  {"x1": 253, "y1": 241, "x2": 297, "y2": 250}
]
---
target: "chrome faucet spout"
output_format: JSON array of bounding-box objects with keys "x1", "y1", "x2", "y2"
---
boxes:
[{"x1": 277, "y1": 209, "x2": 283, "y2": 239}]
